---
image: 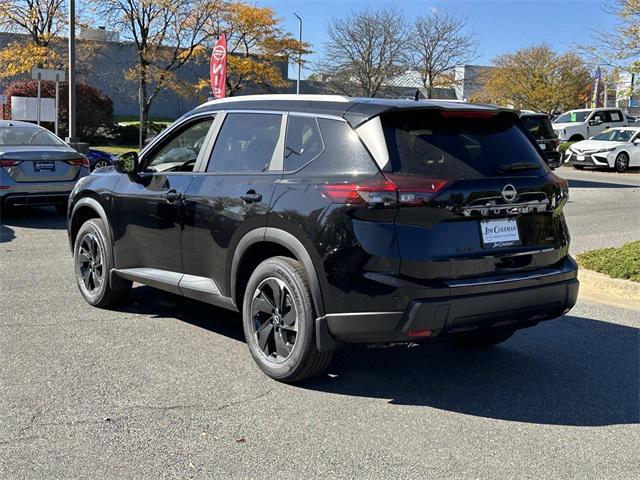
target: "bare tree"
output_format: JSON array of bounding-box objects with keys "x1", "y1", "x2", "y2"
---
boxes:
[
  {"x1": 409, "y1": 10, "x2": 477, "y2": 99},
  {"x1": 0, "y1": 0, "x2": 65, "y2": 45},
  {"x1": 316, "y1": 8, "x2": 408, "y2": 97}
]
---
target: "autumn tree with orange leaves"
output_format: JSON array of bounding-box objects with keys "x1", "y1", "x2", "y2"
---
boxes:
[{"x1": 199, "y1": 1, "x2": 311, "y2": 97}]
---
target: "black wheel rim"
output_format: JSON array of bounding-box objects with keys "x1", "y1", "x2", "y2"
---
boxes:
[
  {"x1": 616, "y1": 154, "x2": 628, "y2": 171},
  {"x1": 251, "y1": 277, "x2": 298, "y2": 363},
  {"x1": 76, "y1": 233, "x2": 104, "y2": 295}
]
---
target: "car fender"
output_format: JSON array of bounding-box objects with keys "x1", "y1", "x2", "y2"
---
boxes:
[{"x1": 230, "y1": 227, "x2": 326, "y2": 317}]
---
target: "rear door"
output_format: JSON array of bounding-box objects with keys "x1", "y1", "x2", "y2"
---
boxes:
[
  {"x1": 379, "y1": 109, "x2": 569, "y2": 281},
  {"x1": 181, "y1": 111, "x2": 284, "y2": 296}
]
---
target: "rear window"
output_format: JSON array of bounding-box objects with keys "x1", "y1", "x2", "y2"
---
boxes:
[
  {"x1": 521, "y1": 115, "x2": 555, "y2": 139},
  {"x1": 381, "y1": 110, "x2": 546, "y2": 179},
  {"x1": 0, "y1": 126, "x2": 65, "y2": 146}
]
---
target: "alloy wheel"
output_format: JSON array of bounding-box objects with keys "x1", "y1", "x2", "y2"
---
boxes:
[
  {"x1": 76, "y1": 233, "x2": 104, "y2": 294},
  {"x1": 93, "y1": 160, "x2": 110, "y2": 170},
  {"x1": 616, "y1": 153, "x2": 629, "y2": 172},
  {"x1": 250, "y1": 277, "x2": 298, "y2": 363}
]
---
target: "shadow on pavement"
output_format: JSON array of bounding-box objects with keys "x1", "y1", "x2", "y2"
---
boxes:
[
  {"x1": 568, "y1": 179, "x2": 639, "y2": 189},
  {"x1": 119, "y1": 287, "x2": 639, "y2": 427},
  {"x1": 302, "y1": 316, "x2": 639, "y2": 427},
  {"x1": 116, "y1": 286, "x2": 246, "y2": 343},
  {"x1": 1, "y1": 206, "x2": 68, "y2": 233},
  {"x1": 0, "y1": 223, "x2": 15, "y2": 243}
]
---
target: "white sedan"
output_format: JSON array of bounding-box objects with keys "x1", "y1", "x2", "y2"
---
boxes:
[{"x1": 564, "y1": 127, "x2": 640, "y2": 172}]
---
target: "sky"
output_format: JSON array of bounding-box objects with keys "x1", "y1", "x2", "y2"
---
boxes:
[{"x1": 254, "y1": 0, "x2": 617, "y2": 79}]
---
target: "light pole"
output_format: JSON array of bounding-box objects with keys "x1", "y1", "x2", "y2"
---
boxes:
[
  {"x1": 67, "y1": 0, "x2": 77, "y2": 143},
  {"x1": 294, "y1": 13, "x2": 302, "y2": 95}
]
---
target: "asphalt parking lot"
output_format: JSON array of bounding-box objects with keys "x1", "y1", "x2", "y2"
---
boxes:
[{"x1": 1, "y1": 166, "x2": 639, "y2": 479}]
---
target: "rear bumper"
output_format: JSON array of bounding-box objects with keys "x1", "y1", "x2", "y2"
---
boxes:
[
  {"x1": 321, "y1": 257, "x2": 579, "y2": 346},
  {"x1": 1, "y1": 191, "x2": 71, "y2": 206},
  {"x1": 543, "y1": 151, "x2": 561, "y2": 168}
]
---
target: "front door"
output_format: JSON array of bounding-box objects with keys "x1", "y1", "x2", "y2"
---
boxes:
[
  {"x1": 181, "y1": 111, "x2": 284, "y2": 297},
  {"x1": 112, "y1": 116, "x2": 216, "y2": 272}
]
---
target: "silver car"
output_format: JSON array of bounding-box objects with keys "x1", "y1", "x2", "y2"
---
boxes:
[{"x1": 0, "y1": 120, "x2": 89, "y2": 213}]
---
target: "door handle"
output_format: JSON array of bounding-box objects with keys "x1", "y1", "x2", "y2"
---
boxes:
[
  {"x1": 240, "y1": 191, "x2": 262, "y2": 203},
  {"x1": 164, "y1": 189, "x2": 183, "y2": 202}
]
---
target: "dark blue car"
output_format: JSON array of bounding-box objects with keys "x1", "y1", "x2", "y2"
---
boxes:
[{"x1": 86, "y1": 149, "x2": 114, "y2": 172}]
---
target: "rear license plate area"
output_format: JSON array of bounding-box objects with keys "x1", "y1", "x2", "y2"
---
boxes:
[
  {"x1": 34, "y1": 161, "x2": 55, "y2": 172},
  {"x1": 480, "y1": 218, "x2": 521, "y2": 248}
]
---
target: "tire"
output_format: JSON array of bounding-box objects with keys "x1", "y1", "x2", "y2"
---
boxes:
[
  {"x1": 615, "y1": 152, "x2": 629, "y2": 173},
  {"x1": 73, "y1": 218, "x2": 131, "y2": 308},
  {"x1": 242, "y1": 256, "x2": 333, "y2": 383},
  {"x1": 454, "y1": 329, "x2": 516, "y2": 348},
  {"x1": 568, "y1": 135, "x2": 584, "y2": 141}
]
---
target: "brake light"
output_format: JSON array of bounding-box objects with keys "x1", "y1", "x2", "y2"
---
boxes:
[
  {"x1": 318, "y1": 174, "x2": 447, "y2": 207},
  {"x1": 0, "y1": 159, "x2": 21, "y2": 167},
  {"x1": 67, "y1": 156, "x2": 89, "y2": 168},
  {"x1": 439, "y1": 110, "x2": 497, "y2": 119}
]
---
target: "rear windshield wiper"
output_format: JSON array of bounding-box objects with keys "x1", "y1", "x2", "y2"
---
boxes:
[{"x1": 497, "y1": 162, "x2": 540, "y2": 173}]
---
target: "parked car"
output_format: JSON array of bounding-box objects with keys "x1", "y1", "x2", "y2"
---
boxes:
[
  {"x1": 564, "y1": 126, "x2": 640, "y2": 172},
  {"x1": 67, "y1": 95, "x2": 578, "y2": 382},
  {"x1": 552, "y1": 107, "x2": 627, "y2": 141},
  {"x1": 520, "y1": 111, "x2": 561, "y2": 168},
  {"x1": 0, "y1": 120, "x2": 89, "y2": 213},
  {"x1": 86, "y1": 149, "x2": 115, "y2": 171}
]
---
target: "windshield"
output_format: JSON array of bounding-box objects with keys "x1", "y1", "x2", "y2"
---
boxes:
[
  {"x1": 0, "y1": 126, "x2": 65, "y2": 146},
  {"x1": 591, "y1": 129, "x2": 635, "y2": 142},
  {"x1": 381, "y1": 110, "x2": 546, "y2": 179},
  {"x1": 554, "y1": 111, "x2": 590, "y2": 123},
  {"x1": 521, "y1": 115, "x2": 555, "y2": 139}
]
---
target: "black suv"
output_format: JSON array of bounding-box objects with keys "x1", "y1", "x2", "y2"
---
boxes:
[
  {"x1": 520, "y1": 111, "x2": 561, "y2": 169},
  {"x1": 67, "y1": 95, "x2": 578, "y2": 382}
]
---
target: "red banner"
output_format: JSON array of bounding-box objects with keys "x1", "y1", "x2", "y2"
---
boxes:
[{"x1": 210, "y1": 33, "x2": 227, "y2": 99}]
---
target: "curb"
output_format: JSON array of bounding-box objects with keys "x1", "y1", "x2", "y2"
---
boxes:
[{"x1": 578, "y1": 268, "x2": 640, "y2": 311}]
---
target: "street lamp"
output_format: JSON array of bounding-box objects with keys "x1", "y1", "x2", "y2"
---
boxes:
[
  {"x1": 67, "y1": 0, "x2": 77, "y2": 143},
  {"x1": 294, "y1": 13, "x2": 302, "y2": 95}
]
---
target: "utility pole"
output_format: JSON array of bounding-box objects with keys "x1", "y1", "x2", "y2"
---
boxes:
[
  {"x1": 294, "y1": 13, "x2": 302, "y2": 95},
  {"x1": 67, "y1": 0, "x2": 77, "y2": 143}
]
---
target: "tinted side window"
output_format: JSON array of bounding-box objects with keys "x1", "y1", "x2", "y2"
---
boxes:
[
  {"x1": 284, "y1": 116, "x2": 324, "y2": 171},
  {"x1": 207, "y1": 113, "x2": 282, "y2": 173},
  {"x1": 146, "y1": 118, "x2": 214, "y2": 170},
  {"x1": 608, "y1": 110, "x2": 622, "y2": 122}
]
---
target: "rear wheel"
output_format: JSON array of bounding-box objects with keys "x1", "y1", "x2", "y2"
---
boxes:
[
  {"x1": 454, "y1": 329, "x2": 516, "y2": 348},
  {"x1": 242, "y1": 256, "x2": 332, "y2": 383},
  {"x1": 74, "y1": 218, "x2": 131, "y2": 308},
  {"x1": 92, "y1": 160, "x2": 110, "y2": 171},
  {"x1": 615, "y1": 152, "x2": 629, "y2": 173}
]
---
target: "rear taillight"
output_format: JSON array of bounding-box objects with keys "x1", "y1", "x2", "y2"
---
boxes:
[
  {"x1": 0, "y1": 159, "x2": 22, "y2": 167},
  {"x1": 318, "y1": 174, "x2": 447, "y2": 207},
  {"x1": 67, "y1": 156, "x2": 89, "y2": 168}
]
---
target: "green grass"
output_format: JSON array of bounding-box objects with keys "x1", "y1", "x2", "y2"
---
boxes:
[
  {"x1": 577, "y1": 241, "x2": 640, "y2": 282},
  {"x1": 92, "y1": 145, "x2": 139, "y2": 155}
]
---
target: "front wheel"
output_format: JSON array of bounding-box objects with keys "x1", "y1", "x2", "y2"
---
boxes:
[
  {"x1": 454, "y1": 329, "x2": 516, "y2": 348},
  {"x1": 615, "y1": 152, "x2": 630, "y2": 173},
  {"x1": 242, "y1": 256, "x2": 332, "y2": 383},
  {"x1": 74, "y1": 218, "x2": 131, "y2": 308}
]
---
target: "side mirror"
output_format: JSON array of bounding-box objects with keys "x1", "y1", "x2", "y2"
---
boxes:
[
  {"x1": 589, "y1": 118, "x2": 603, "y2": 126},
  {"x1": 114, "y1": 151, "x2": 139, "y2": 174},
  {"x1": 633, "y1": 139, "x2": 640, "y2": 145}
]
